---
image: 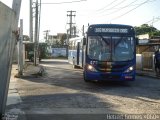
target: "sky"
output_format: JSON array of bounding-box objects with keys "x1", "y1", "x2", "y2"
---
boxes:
[{"x1": 1, "y1": 0, "x2": 160, "y2": 42}]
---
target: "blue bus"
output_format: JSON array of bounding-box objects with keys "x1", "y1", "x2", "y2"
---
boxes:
[
  {"x1": 68, "y1": 24, "x2": 137, "y2": 82},
  {"x1": 68, "y1": 36, "x2": 84, "y2": 68}
]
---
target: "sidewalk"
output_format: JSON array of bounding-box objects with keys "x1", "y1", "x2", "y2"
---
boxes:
[
  {"x1": 5, "y1": 64, "x2": 25, "y2": 120},
  {"x1": 7, "y1": 63, "x2": 44, "y2": 105},
  {"x1": 5, "y1": 63, "x2": 44, "y2": 120}
]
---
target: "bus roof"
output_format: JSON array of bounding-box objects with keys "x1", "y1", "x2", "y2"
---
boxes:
[{"x1": 89, "y1": 24, "x2": 133, "y2": 28}]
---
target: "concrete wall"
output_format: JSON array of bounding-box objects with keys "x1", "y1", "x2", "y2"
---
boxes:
[
  {"x1": 52, "y1": 48, "x2": 67, "y2": 57},
  {"x1": 0, "y1": 1, "x2": 16, "y2": 115}
]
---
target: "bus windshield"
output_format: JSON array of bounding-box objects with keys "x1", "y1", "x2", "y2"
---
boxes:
[{"x1": 87, "y1": 36, "x2": 134, "y2": 61}]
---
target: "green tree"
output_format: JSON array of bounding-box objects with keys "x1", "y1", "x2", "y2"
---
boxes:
[
  {"x1": 134, "y1": 24, "x2": 160, "y2": 38},
  {"x1": 60, "y1": 34, "x2": 67, "y2": 45}
]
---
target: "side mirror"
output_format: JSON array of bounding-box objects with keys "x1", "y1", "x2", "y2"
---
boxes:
[
  {"x1": 83, "y1": 38, "x2": 86, "y2": 45},
  {"x1": 135, "y1": 37, "x2": 139, "y2": 45}
]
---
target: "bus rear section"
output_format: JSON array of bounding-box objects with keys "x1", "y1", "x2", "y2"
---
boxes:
[
  {"x1": 83, "y1": 24, "x2": 136, "y2": 82},
  {"x1": 68, "y1": 37, "x2": 84, "y2": 68}
]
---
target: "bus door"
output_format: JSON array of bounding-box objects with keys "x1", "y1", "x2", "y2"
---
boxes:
[{"x1": 77, "y1": 42, "x2": 80, "y2": 65}]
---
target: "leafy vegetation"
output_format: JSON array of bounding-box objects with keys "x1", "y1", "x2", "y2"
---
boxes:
[
  {"x1": 25, "y1": 43, "x2": 49, "y2": 59},
  {"x1": 134, "y1": 24, "x2": 160, "y2": 38}
]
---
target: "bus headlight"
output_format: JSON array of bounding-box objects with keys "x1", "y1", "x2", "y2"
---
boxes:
[
  {"x1": 87, "y1": 65, "x2": 97, "y2": 72},
  {"x1": 124, "y1": 66, "x2": 134, "y2": 73}
]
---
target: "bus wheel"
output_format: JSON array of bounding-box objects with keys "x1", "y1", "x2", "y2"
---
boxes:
[
  {"x1": 84, "y1": 78, "x2": 89, "y2": 82},
  {"x1": 83, "y1": 73, "x2": 89, "y2": 82}
]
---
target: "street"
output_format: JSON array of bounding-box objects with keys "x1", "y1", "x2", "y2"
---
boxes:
[{"x1": 6, "y1": 59, "x2": 160, "y2": 120}]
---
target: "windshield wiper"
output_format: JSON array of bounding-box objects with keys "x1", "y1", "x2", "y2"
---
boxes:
[{"x1": 99, "y1": 36, "x2": 110, "y2": 45}]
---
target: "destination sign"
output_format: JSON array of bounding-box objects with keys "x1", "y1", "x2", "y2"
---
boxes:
[{"x1": 94, "y1": 28, "x2": 128, "y2": 33}]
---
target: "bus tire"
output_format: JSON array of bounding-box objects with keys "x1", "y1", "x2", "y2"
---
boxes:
[
  {"x1": 83, "y1": 73, "x2": 90, "y2": 82},
  {"x1": 84, "y1": 78, "x2": 89, "y2": 82}
]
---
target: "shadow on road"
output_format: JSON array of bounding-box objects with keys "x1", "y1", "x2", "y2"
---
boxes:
[{"x1": 20, "y1": 60, "x2": 160, "y2": 101}]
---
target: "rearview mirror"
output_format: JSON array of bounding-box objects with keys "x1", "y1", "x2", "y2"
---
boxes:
[
  {"x1": 135, "y1": 37, "x2": 139, "y2": 45},
  {"x1": 83, "y1": 38, "x2": 86, "y2": 45}
]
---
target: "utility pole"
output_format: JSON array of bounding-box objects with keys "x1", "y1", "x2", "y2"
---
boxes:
[
  {"x1": 34, "y1": 0, "x2": 39, "y2": 66},
  {"x1": 66, "y1": 11, "x2": 76, "y2": 58},
  {"x1": 67, "y1": 10, "x2": 76, "y2": 40},
  {"x1": 30, "y1": 0, "x2": 41, "y2": 66},
  {"x1": 29, "y1": 0, "x2": 33, "y2": 42},
  {"x1": 38, "y1": 0, "x2": 41, "y2": 43},
  {"x1": 151, "y1": 17, "x2": 154, "y2": 39},
  {"x1": 43, "y1": 30, "x2": 50, "y2": 43},
  {"x1": 82, "y1": 25, "x2": 85, "y2": 36},
  {"x1": 18, "y1": 19, "x2": 23, "y2": 76}
]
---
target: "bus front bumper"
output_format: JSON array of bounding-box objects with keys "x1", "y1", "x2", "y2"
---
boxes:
[{"x1": 84, "y1": 71, "x2": 135, "y2": 81}]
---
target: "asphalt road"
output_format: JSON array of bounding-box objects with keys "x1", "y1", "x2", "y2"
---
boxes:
[{"x1": 7, "y1": 59, "x2": 160, "y2": 120}]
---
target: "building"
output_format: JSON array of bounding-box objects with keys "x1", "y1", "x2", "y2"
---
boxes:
[
  {"x1": 47, "y1": 33, "x2": 67, "y2": 45},
  {"x1": 137, "y1": 34, "x2": 160, "y2": 54},
  {"x1": 136, "y1": 34, "x2": 160, "y2": 70}
]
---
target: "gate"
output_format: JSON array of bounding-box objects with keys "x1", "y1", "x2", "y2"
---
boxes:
[{"x1": 142, "y1": 52, "x2": 154, "y2": 71}]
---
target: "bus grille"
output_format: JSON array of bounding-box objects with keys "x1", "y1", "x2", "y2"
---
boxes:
[{"x1": 97, "y1": 62, "x2": 127, "y2": 72}]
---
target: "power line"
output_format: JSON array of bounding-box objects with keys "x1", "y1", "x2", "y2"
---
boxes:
[
  {"x1": 95, "y1": 0, "x2": 118, "y2": 12},
  {"x1": 81, "y1": 0, "x2": 156, "y2": 18},
  {"x1": 145, "y1": 17, "x2": 160, "y2": 24},
  {"x1": 110, "y1": 0, "x2": 151, "y2": 21},
  {"x1": 95, "y1": 0, "x2": 128, "y2": 14},
  {"x1": 110, "y1": 0, "x2": 156, "y2": 10},
  {"x1": 97, "y1": 0, "x2": 139, "y2": 16},
  {"x1": 153, "y1": 19, "x2": 160, "y2": 24},
  {"x1": 78, "y1": 0, "x2": 136, "y2": 17},
  {"x1": 41, "y1": 0, "x2": 87, "y2": 4},
  {"x1": 77, "y1": 0, "x2": 127, "y2": 17}
]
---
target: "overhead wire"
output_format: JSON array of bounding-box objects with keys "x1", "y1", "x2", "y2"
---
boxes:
[
  {"x1": 96, "y1": 0, "x2": 128, "y2": 14},
  {"x1": 79, "y1": 0, "x2": 156, "y2": 18},
  {"x1": 145, "y1": 17, "x2": 160, "y2": 24},
  {"x1": 41, "y1": 0, "x2": 87, "y2": 4},
  {"x1": 78, "y1": 0, "x2": 139, "y2": 17},
  {"x1": 95, "y1": 0, "x2": 118, "y2": 12},
  {"x1": 97, "y1": 0, "x2": 139, "y2": 16},
  {"x1": 78, "y1": 0, "x2": 128, "y2": 17},
  {"x1": 110, "y1": 0, "x2": 151, "y2": 22}
]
